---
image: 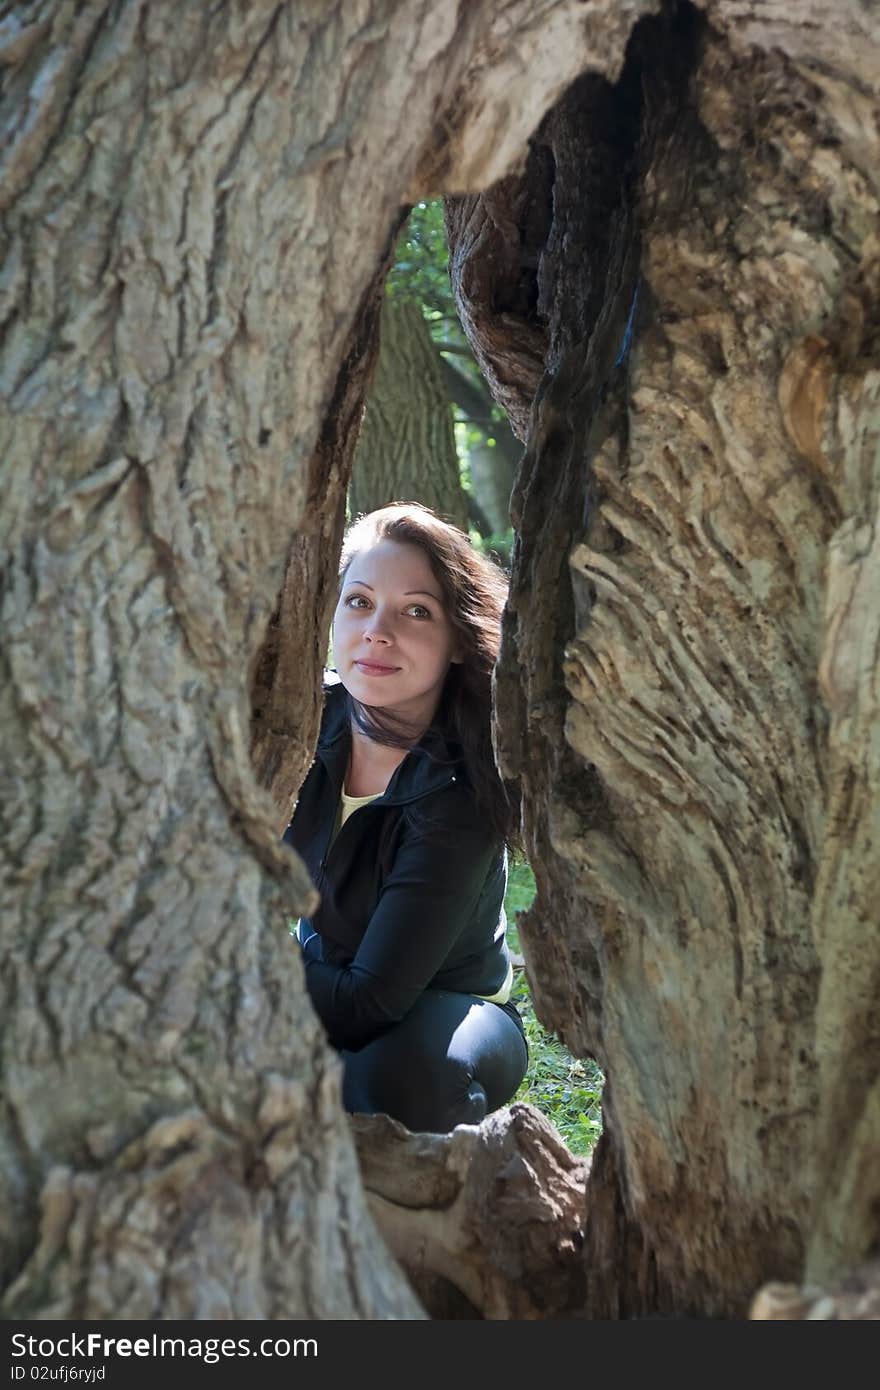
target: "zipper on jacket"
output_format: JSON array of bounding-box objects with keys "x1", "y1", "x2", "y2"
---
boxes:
[{"x1": 316, "y1": 774, "x2": 457, "y2": 887}]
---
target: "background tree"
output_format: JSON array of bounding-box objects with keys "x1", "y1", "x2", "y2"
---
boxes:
[{"x1": 348, "y1": 294, "x2": 468, "y2": 530}]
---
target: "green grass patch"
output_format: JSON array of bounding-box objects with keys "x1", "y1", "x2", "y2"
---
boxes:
[{"x1": 505, "y1": 856, "x2": 603, "y2": 1157}]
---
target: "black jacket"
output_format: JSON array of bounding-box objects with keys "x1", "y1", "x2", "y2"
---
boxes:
[{"x1": 283, "y1": 674, "x2": 511, "y2": 1051}]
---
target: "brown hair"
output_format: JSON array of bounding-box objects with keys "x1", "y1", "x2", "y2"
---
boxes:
[{"x1": 337, "y1": 502, "x2": 521, "y2": 854}]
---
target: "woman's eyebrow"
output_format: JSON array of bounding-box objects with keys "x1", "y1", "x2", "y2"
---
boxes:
[{"x1": 345, "y1": 580, "x2": 442, "y2": 602}]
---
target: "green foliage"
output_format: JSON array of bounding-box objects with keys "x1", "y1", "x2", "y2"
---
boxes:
[
  {"x1": 468, "y1": 527, "x2": 514, "y2": 572},
  {"x1": 377, "y1": 199, "x2": 522, "y2": 561},
  {"x1": 387, "y1": 199, "x2": 456, "y2": 325},
  {"x1": 505, "y1": 856, "x2": 604, "y2": 1156},
  {"x1": 389, "y1": 201, "x2": 509, "y2": 419}
]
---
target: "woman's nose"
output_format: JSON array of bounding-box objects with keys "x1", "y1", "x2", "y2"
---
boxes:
[{"x1": 364, "y1": 609, "x2": 393, "y2": 642}]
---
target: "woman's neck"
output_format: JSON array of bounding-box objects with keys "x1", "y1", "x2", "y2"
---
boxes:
[{"x1": 345, "y1": 727, "x2": 411, "y2": 796}]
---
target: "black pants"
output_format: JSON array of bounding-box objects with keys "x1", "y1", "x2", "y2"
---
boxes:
[{"x1": 340, "y1": 989, "x2": 528, "y2": 1134}]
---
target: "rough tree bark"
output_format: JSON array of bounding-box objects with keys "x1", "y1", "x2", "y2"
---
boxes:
[
  {"x1": 447, "y1": 0, "x2": 880, "y2": 1318},
  {"x1": 249, "y1": 239, "x2": 400, "y2": 829},
  {"x1": 750, "y1": 1262, "x2": 880, "y2": 1321},
  {"x1": 352, "y1": 1106, "x2": 588, "y2": 1320},
  {"x1": 348, "y1": 296, "x2": 468, "y2": 531},
  {"x1": 0, "y1": 0, "x2": 645, "y2": 1318}
]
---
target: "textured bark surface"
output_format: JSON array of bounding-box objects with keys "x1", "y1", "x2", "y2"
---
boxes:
[
  {"x1": 448, "y1": 0, "x2": 880, "y2": 1317},
  {"x1": 349, "y1": 296, "x2": 468, "y2": 530},
  {"x1": 352, "y1": 1103, "x2": 588, "y2": 1320},
  {"x1": 445, "y1": 169, "x2": 553, "y2": 444},
  {"x1": 250, "y1": 241, "x2": 398, "y2": 829},
  {"x1": 750, "y1": 1261, "x2": 880, "y2": 1321},
  {"x1": 0, "y1": 0, "x2": 644, "y2": 1318}
]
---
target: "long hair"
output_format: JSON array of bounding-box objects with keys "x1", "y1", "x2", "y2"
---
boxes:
[{"x1": 336, "y1": 502, "x2": 521, "y2": 855}]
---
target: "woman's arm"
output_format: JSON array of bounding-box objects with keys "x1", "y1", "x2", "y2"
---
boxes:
[{"x1": 302, "y1": 818, "x2": 499, "y2": 1051}]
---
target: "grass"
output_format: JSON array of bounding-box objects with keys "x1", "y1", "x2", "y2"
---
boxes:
[{"x1": 504, "y1": 855, "x2": 604, "y2": 1157}]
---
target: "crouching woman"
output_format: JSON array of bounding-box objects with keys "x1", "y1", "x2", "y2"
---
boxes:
[{"x1": 283, "y1": 502, "x2": 528, "y2": 1134}]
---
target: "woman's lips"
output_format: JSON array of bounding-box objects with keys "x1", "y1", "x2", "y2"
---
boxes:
[{"x1": 354, "y1": 660, "x2": 400, "y2": 676}]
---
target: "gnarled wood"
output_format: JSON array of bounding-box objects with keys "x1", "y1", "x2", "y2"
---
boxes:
[
  {"x1": 1, "y1": 0, "x2": 643, "y2": 1319},
  {"x1": 249, "y1": 239, "x2": 399, "y2": 828},
  {"x1": 352, "y1": 1103, "x2": 588, "y2": 1320},
  {"x1": 5, "y1": 0, "x2": 877, "y2": 1322},
  {"x1": 447, "y1": 0, "x2": 880, "y2": 1316},
  {"x1": 750, "y1": 1262, "x2": 880, "y2": 1321},
  {"x1": 444, "y1": 170, "x2": 552, "y2": 443}
]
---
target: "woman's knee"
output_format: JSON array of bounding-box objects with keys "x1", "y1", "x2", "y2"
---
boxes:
[
  {"x1": 340, "y1": 991, "x2": 526, "y2": 1133},
  {"x1": 343, "y1": 1027, "x2": 483, "y2": 1132}
]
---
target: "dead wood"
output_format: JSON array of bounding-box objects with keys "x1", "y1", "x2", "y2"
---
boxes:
[
  {"x1": 351, "y1": 1103, "x2": 588, "y2": 1319},
  {"x1": 751, "y1": 1262, "x2": 880, "y2": 1320}
]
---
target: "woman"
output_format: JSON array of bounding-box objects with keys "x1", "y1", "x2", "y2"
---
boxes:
[{"x1": 283, "y1": 501, "x2": 528, "y2": 1133}]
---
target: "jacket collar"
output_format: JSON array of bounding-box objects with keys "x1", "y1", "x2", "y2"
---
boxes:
[{"x1": 316, "y1": 675, "x2": 459, "y2": 807}]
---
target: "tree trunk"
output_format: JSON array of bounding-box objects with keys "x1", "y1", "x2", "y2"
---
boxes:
[
  {"x1": 440, "y1": 357, "x2": 521, "y2": 535},
  {"x1": 750, "y1": 1262, "x2": 880, "y2": 1321},
  {"x1": 349, "y1": 297, "x2": 468, "y2": 531},
  {"x1": 249, "y1": 240, "x2": 399, "y2": 828},
  {"x1": 0, "y1": 0, "x2": 626, "y2": 1318},
  {"x1": 352, "y1": 1104, "x2": 588, "y2": 1320},
  {"x1": 447, "y1": 0, "x2": 880, "y2": 1317}
]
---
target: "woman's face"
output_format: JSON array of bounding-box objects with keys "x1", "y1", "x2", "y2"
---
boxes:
[{"x1": 333, "y1": 538, "x2": 461, "y2": 728}]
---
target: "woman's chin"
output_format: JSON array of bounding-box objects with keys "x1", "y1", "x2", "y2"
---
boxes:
[{"x1": 346, "y1": 676, "x2": 400, "y2": 706}]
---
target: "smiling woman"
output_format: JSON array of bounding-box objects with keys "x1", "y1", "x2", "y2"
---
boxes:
[
  {"x1": 335, "y1": 535, "x2": 463, "y2": 786},
  {"x1": 283, "y1": 502, "x2": 527, "y2": 1134}
]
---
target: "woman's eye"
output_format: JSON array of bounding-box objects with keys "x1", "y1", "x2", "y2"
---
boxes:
[{"x1": 344, "y1": 595, "x2": 430, "y2": 618}]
